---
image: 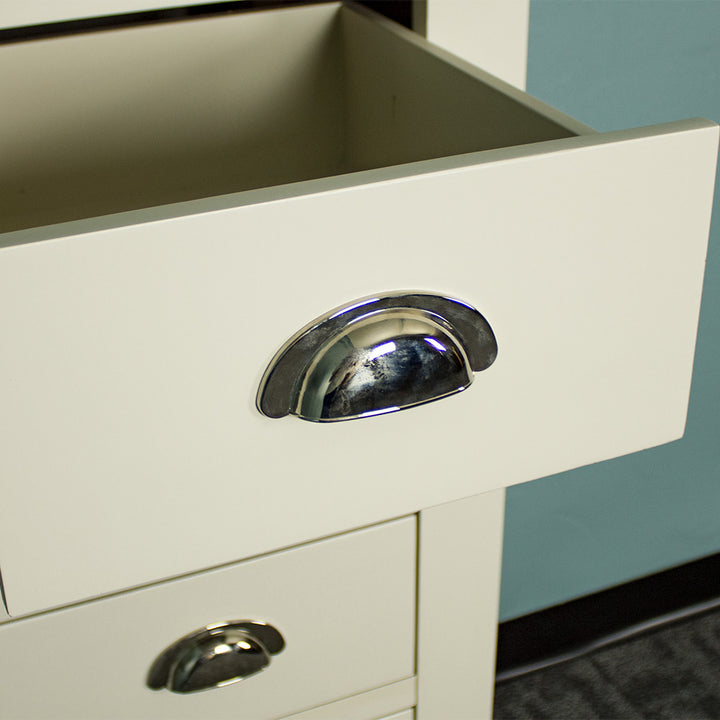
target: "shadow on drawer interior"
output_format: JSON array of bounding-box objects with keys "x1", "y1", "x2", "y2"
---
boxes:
[{"x1": 0, "y1": 2, "x2": 575, "y2": 233}]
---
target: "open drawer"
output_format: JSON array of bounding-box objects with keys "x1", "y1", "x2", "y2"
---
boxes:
[{"x1": 0, "y1": 2, "x2": 717, "y2": 617}]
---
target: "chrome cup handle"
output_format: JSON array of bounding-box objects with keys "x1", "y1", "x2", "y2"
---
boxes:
[
  {"x1": 257, "y1": 292, "x2": 497, "y2": 423},
  {"x1": 147, "y1": 620, "x2": 285, "y2": 694}
]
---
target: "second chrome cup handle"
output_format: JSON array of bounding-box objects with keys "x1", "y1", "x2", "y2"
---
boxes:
[
  {"x1": 257, "y1": 291, "x2": 497, "y2": 423},
  {"x1": 147, "y1": 620, "x2": 285, "y2": 694}
]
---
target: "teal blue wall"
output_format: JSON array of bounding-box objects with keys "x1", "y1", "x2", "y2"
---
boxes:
[{"x1": 499, "y1": 0, "x2": 720, "y2": 621}]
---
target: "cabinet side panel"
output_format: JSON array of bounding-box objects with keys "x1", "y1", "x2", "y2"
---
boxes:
[
  {"x1": 426, "y1": 0, "x2": 529, "y2": 91},
  {"x1": 417, "y1": 490, "x2": 505, "y2": 720}
]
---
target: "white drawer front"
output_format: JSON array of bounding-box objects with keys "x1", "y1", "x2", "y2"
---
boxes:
[
  {"x1": 0, "y1": 517, "x2": 416, "y2": 720},
  {"x1": 1, "y1": 118, "x2": 716, "y2": 617}
]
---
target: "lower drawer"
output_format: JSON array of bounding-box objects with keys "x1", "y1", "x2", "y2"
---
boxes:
[{"x1": 0, "y1": 517, "x2": 416, "y2": 719}]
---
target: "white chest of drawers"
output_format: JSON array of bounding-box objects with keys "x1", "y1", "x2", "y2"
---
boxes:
[{"x1": 0, "y1": 3, "x2": 717, "y2": 718}]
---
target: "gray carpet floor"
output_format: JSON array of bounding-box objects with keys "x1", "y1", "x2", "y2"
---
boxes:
[{"x1": 494, "y1": 608, "x2": 720, "y2": 719}]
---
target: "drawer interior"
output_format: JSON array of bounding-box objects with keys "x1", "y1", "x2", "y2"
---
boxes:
[{"x1": 0, "y1": 2, "x2": 576, "y2": 232}]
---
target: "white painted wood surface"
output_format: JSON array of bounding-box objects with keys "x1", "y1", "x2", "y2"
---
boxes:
[
  {"x1": 1, "y1": 118, "x2": 715, "y2": 617},
  {"x1": 0, "y1": 518, "x2": 416, "y2": 719},
  {"x1": 0, "y1": 3, "x2": 716, "y2": 719},
  {"x1": 280, "y1": 678, "x2": 415, "y2": 720},
  {"x1": 423, "y1": 0, "x2": 530, "y2": 90},
  {"x1": 416, "y1": 490, "x2": 505, "y2": 720},
  {"x1": 0, "y1": 2, "x2": 717, "y2": 619},
  {"x1": 0, "y1": 4, "x2": 579, "y2": 233}
]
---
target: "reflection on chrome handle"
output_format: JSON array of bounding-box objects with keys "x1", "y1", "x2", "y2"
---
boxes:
[
  {"x1": 147, "y1": 620, "x2": 285, "y2": 694},
  {"x1": 257, "y1": 292, "x2": 497, "y2": 422}
]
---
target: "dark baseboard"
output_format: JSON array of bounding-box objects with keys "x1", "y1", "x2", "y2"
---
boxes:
[{"x1": 496, "y1": 551, "x2": 720, "y2": 682}]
